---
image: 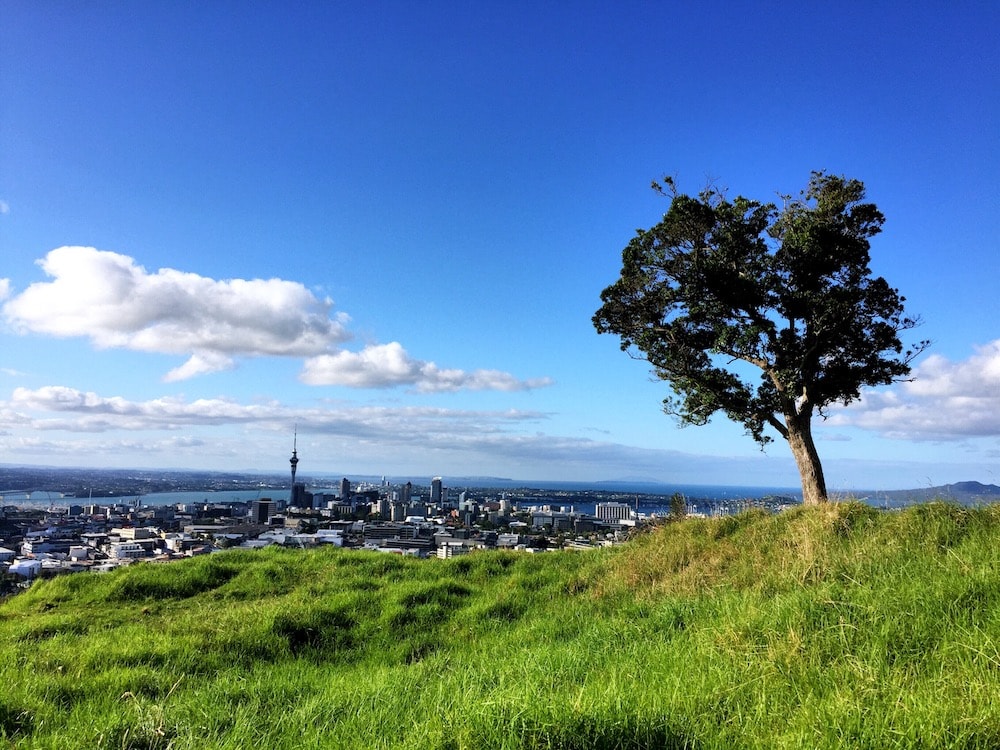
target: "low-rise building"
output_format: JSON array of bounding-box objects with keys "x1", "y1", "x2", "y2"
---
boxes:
[
  {"x1": 9, "y1": 559, "x2": 42, "y2": 578},
  {"x1": 110, "y1": 541, "x2": 149, "y2": 560}
]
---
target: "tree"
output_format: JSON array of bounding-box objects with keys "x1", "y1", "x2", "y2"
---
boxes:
[
  {"x1": 593, "y1": 173, "x2": 928, "y2": 505},
  {"x1": 668, "y1": 492, "x2": 687, "y2": 521}
]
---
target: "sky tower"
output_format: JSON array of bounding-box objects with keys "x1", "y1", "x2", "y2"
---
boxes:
[{"x1": 289, "y1": 426, "x2": 299, "y2": 488}]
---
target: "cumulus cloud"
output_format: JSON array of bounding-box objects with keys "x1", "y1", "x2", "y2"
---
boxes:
[
  {"x1": 830, "y1": 340, "x2": 1000, "y2": 440},
  {"x1": 2, "y1": 247, "x2": 349, "y2": 379},
  {"x1": 0, "y1": 200, "x2": 9, "y2": 215},
  {"x1": 300, "y1": 342, "x2": 554, "y2": 392},
  {"x1": 2, "y1": 247, "x2": 550, "y2": 392}
]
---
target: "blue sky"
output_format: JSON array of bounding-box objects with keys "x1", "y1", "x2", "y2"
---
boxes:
[{"x1": 1, "y1": 2, "x2": 998, "y2": 491}]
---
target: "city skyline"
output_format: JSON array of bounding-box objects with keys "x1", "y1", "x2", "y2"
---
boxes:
[{"x1": 1, "y1": 3, "x2": 998, "y2": 491}]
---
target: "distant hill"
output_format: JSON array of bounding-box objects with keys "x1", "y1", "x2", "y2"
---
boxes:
[{"x1": 871, "y1": 480, "x2": 1000, "y2": 505}]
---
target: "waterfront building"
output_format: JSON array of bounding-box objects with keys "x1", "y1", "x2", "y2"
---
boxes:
[
  {"x1": 595, "y1": 502, "x2": 633, "y2": 523},
  {"x1": 290, "y1": 484, "x2": 312, "y2": 509}
]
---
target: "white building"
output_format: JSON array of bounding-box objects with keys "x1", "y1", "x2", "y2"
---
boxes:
[
  {"x1": 110, "y1": 541, "x2": 148, "y2": 560},
  {"x1": 9, "y1": 559, "x2": 42, "y2": 578},
  {"x1": 595, "y1": 502, "x2": 634, "y2": 523}
]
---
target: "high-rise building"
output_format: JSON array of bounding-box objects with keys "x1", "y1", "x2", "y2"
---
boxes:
[
  {"x1": 290, "y1": 483, "x2": 311, "y2": 508},
  {"x1": 431, "y1": 477, "x2": 443, "y2": 504},
  {"x1": 340, "y1": 477, "x2": 351, "y2": 500},
  {"x1": 251, "y1": 498, "x2": 275, "y2": 524}
]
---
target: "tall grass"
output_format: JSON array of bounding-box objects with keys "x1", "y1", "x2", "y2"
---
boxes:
[{"x1": 3, "y1": 502, "x2": 1000, "y2": 748}]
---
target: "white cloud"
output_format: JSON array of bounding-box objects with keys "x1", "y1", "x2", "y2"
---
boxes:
[
  {"x1": 164, "y1": 352, "x2": 236, "y2": 383},
  {"x1": 2, "y1": 247, "x2": 550, "y2": 392},
  {"x1": 830, "y1": 340, "x2": 1000, "y2": 440},
  {"x1": 2, "y1": 247, "x2": 349, "y2": 379},
  {"x1": 300, "y1": 342, "x2": 554, "y2": 392},
  {"x1": 0, "y1": 200, "x2": 9, "y2": 215}
]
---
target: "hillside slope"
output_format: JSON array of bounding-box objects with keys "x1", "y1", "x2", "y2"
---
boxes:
[{"x1": 3, "y1": 502, "x2": 1000, "y2": 749}]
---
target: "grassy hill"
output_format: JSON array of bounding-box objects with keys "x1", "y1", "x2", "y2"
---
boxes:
[{"x1": 4, "y1": 501, "x2": 1000, "y2": 749}]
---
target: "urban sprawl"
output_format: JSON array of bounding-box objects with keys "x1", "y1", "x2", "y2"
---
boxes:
[{"x1": 0, "y1": 447, "x2": 794, "y2": 595}]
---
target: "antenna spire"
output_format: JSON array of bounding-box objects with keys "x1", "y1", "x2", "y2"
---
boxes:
[{"x1": 290, "y1": 424, "x2": 299, "y2": 487}]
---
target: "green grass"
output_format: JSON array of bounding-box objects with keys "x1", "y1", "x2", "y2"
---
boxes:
[{"x1": 4, "y1": 502, "x2": 1000, "y2": 748}]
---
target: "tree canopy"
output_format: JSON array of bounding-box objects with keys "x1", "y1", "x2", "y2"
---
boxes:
[{"x1": 593, "y1": 172, "x2": 928, "y2": 504}]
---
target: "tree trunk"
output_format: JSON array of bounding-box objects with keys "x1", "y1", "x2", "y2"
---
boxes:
[{"x1": 785, "y1": 413, "x2": 828, "y2": 505}]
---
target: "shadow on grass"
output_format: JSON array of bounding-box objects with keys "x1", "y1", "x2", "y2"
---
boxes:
[
  {"x1": 463, "y1": 712, "x2": 699, "y2": 750},
  {"x1": 0, "y1": 701, "x2": 33, "y2": 741}
]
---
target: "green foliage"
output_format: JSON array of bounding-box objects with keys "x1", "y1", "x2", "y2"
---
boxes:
[
  {"x1": 594, "y1": 173, "x2": 928, "y2": 504},
  {"x1": 5, "y1": 503, "x2": 1000, "y2": 748},
  {"x1": 668, "y1": 492, "x2": 687, "y2": 521}
]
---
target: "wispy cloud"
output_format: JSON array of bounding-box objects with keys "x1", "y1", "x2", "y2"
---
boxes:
[
  {"x1": 0, "y1": 384, "x2": 803, "y2": 483},
  {"x1": 5, "y1": 386, "x2": 547, "y2": 436},
  {"x1": 831, "y1": 340, "x2": 1000, "y2": 440},
  {"x1": 300, "y1": 342, "x2": 553, "y2": 392},
  {"x1": 2, "y1": 247, "x2": 549, "y2": 391},
  {"x1": 11, "y1": 385, "x2": 982, "y2": 489},
  {"x1": 164, "y1": 352, "x2": 238, "y2": 383}
]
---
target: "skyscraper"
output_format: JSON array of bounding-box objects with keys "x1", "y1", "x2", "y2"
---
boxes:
[{"x1": 431, "y1": 477, "x2": 443, "y2": 505}]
